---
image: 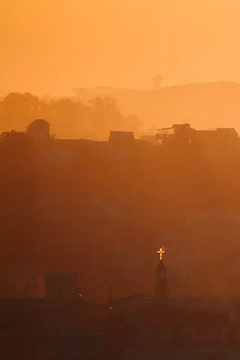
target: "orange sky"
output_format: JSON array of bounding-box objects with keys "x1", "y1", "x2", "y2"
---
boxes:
[{"x1": 2, "y1": 0, "x2": 240, "y2": 96}]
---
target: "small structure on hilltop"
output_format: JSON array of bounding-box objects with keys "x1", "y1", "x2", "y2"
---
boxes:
[
  {"x1": 109, "y1": 131, "x2": 135, "y2": 161},
  {"x1": 156, "y1": 123, "x2": 192, "y2": 145},
  {"x1": 109, "y1": 130, "x2": 134, "y2": 144},
  {"x1": 26, "y1": 119, "x2": 50, "y2": 141},
  {"x1": 152, "y1": 74, "x2": 163, "y2": 90}
]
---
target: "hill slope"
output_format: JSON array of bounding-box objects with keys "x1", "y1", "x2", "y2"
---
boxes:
[{"x1": 74, "y1": 82, "x2": 240, "y2": 131}]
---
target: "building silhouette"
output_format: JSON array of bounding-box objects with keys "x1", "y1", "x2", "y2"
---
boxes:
[{"x1": 154, "y1": 248, "x2": 168, "y2": 303}]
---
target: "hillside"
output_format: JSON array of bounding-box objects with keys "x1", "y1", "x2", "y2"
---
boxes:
[{"x1": 74, "y1": 82, "x2": 240, "y2": 132}]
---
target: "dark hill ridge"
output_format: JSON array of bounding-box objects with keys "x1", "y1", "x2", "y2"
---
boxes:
[{"x1": 74, "y1": 81, "x2": 240, "y2": 132}]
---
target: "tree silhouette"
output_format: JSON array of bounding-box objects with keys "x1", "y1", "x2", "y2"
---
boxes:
[
  {"x1": 0, "y1": 93, "x2": 141, "y2": 139},
  {"x1": 0, "y1": 93, "x2": 42, "y2": 131}
]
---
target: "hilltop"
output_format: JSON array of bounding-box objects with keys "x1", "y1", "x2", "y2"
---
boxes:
[{"x1": 73, "y1": 81, "x2": 240, "y2": 131}]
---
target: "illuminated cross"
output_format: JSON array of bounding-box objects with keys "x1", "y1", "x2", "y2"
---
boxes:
[{"x1": 157, "y1": 247, "x2": 165, "y2": 261}]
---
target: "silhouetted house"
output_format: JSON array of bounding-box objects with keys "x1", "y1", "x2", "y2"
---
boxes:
[
  {"x1": 26, "y1": 119, "x2": 50, "y2": 141},
  {"x1": 109, "y1": 131, "x2": 135, "y2": 161},
  {"x1": 156, "y1": 123, "x2": 192, "y2": 145},
  {"x1": 215, "y1": 128, "x2": 238, "y2": 147},
  {"x1": 109, "y1": 130, "x2": 134, "y2": 144},
  {"x1": 194, "y1": 127, "x2": 239, "y2": 158},
  {"x1": 156, "y1": 124, "x2": 239, "y2": 157}
]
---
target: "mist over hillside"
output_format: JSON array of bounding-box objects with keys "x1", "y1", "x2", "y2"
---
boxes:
[
  {"x1": 1, "y1": 82, "x2": 240, "y2": 141},
  {"x1": 74, "y1": 81, "x2": 240, "y2": 132}
]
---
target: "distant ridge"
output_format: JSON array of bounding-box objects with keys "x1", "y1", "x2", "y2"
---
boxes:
[
  {"x1": 73, "y1": 81, "x2": 240, "y2": 131},
  {"x1": 74, "y1": 81, "x2": 240, "y2": 94}
]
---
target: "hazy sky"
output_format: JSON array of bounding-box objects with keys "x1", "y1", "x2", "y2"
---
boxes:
[{"x1": 2, "y1": 0, "x2": 240, "y2": 96}]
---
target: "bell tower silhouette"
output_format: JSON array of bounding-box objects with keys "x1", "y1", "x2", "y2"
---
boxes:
[{"x1": 155, "y1": 247, "x2": 168, "y2": 302}]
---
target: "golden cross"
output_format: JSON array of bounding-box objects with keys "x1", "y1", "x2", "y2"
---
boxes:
[{"x1": 157, "y1": 247, "x2": 165, "y2": 261}]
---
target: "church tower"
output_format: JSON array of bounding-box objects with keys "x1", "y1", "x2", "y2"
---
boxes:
[{"x1": 154, "y1": 247, "x2": 168, "y2": 303}]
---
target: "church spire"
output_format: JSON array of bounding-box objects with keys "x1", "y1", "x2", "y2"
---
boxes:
[{"x1": 154, "y1": 247, "x2": 168, "y2": 302}]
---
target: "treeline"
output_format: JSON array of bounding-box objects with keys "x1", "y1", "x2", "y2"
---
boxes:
[{"x1": 0, "y1": 93, "x2": 141, "y2": 139}]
